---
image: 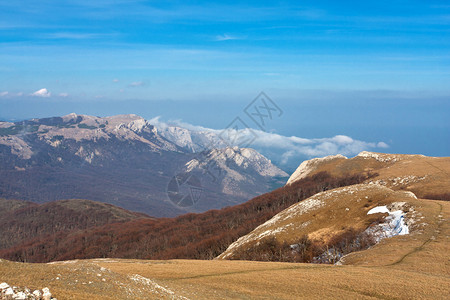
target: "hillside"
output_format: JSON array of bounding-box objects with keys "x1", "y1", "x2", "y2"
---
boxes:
[
  {"x1": 0, "y1": 172, "x2": 368, "y2": 263},
  {"x1": 1, "y1": 152, "x2": 448, "y2": 265},
  {"x1": 0, "y1": 113, "x2": 287, "y2": 217},
  {"x1": 218, "y1": 152, "x2": 450, "y2": 262},
  {"x1": 0, "y1": 152, "x2": 449, "y2": 299},
  {"x1": 0, "y1": 198, "x2": 148, "y2": 252},
  {"x1": 287, "y1": 151, "x2": 450, "y2": 198},
  {"x1": 0, "y1": 198, "x2": 448, "y2": 300}
]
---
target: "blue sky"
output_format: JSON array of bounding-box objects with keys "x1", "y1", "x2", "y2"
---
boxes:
[{"x1": 0, "y1": 0, "x2": 449, "y2": 163}]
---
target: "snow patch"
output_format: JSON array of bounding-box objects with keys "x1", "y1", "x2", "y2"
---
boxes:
[
  {"x1": 365, "y1": 203, "x2": 410, "y2": 242},
  {"x1": 367, "y1": 206, "x2": 390, "y2": 215}
]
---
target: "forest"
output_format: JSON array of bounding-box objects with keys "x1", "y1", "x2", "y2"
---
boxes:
[{"x1": 0, "y1": 171, "x2": 374, "y2": 262}]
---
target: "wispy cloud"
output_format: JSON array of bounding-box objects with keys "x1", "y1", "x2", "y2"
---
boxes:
[
  {"x1": 43, "y1": 32, "x2": 113, "y2": 40},
  {"x1": 129, "y1": 81, "x2": 144, "y2": 87},
  {"x1": 58, "y1": 92, "x2": 69, "y2": 97},
  {"x1": 31, "y1": 88, "x2": 51, "y2": 97},
  {"x1": 214, "y1": 34, "x2": 242, "y2": 41},
  {"x1": 0, "y1": 91, "x2": 8, "y2": 97},
  {"x1": 113, "y1": 79, "x2": 119, "y2": 83}
]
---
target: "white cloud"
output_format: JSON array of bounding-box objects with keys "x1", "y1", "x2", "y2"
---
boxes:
[
  {"x1": 0, "y1": 91, "x2": 25, "y2": 97},
  {"x1": 377, "y1": 142, "x2": 389, "y2": 148},
  {"x1": 113, "y1": 79, "x2": 119, "y2": 83},
  {"x1": 150, "y1": 118, "x2": 390, "y2": 167},
  {"x1": 31, "y1": 88, "x2": 51, "y2": 97},
  {"x1": 58, "y1": 92, "x2": 69, "y2": 97},
  {"x1": 129, "y1": 81, "x2": 144, "y2": 87},
  {"x1": 215, "y1": 34, "x2": 240, "y2": 41}
]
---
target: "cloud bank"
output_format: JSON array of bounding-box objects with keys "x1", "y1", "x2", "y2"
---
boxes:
[{"x1": 149, "y1": 117, "x2": 390, "y2": 168}]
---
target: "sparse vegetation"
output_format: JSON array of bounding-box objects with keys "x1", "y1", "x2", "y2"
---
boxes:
[
  {"x1": 56, "y1": 124, "x2": 76, "y2": 128},
  {"x1": 0, "y1": 199, "x2": 147, "y2": 255},
  {"x1": 0, "y1": 125, "x2": 39, "y2": 136},
  {"x1": 230, "y1": 227, "x2": 379, "y2": 264},
  {"x1": 51, "y1": 135, "x2": 64, "y2": 141},
  {"x1": 0, "y1": 172, "x2": 372, "y2": 263},
  {"x1": 78, "y1": 124, "x2": 97, "y2": 130}
]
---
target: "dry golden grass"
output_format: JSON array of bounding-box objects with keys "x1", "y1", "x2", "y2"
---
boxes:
[
  {"x1": 217, "y1": 183, "x2": 429, "y2": 260},
  {"x1": 1, "y1": 198, "x2": 448, "y2": 299},
  {"x1": 291, "y1": 153, "x2": 450, "y2": 198}
]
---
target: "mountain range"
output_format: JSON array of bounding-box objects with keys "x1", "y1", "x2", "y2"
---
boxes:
[{"x1": 0, "y1": 113, "x2": 288, "y2": 217}]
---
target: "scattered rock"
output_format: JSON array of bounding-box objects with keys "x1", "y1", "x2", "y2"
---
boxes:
[{"x1": 0, "y1": 282, "x2": 56, "y2": 300}]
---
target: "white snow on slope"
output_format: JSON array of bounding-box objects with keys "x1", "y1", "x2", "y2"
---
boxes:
[
  {"x1": 367, "y1": 206, "x2": 390, "y2": 214},
  {"x1": 366, "y1": 203, "x2": 409, "y2": 242}
]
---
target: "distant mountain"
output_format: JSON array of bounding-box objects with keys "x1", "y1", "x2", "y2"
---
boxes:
[
  {"x1": 156, "y1": 124, "x2": 225, "y2": 153},
  {"x1": 0, "y1": 114, "x2": 288, "y2": 217},
  {"x1": 180, "y1": 147, "x2": 288, "y2": 203}
]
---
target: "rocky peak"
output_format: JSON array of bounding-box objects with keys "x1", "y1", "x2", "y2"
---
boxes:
[
  {"x1": 286, "y1": 154, "x2": 347, "y2": 185},
  {"x1": 186, "y1": 147, "x2": 288, "y2": 178}
]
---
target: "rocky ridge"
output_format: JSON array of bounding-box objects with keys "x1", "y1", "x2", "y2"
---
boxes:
[{"x1": 0, "y1": 114, "x2": 288, "y2": 217}]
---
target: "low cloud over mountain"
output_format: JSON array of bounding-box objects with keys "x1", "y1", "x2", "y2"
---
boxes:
[{"x1": 151, "y1": 117, "x2": 389, "y2": 170}]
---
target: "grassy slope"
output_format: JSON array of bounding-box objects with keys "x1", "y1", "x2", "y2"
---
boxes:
[
  {"x1": 217, "y1": 184, "x2": 418, "y2": 260},
  {"x1": 0, "y1": 199, "x2": 448, "y2": 299},
  {"x1": 215, "y1": 154, "x2": 450, "y2": 261},
  {"x1": 291, "y1": 153, "x2": 450, "y2": 198}
]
